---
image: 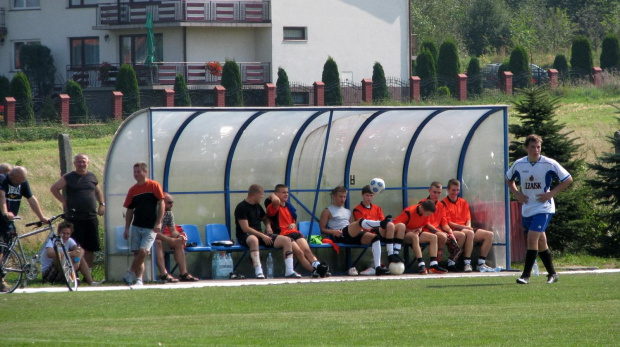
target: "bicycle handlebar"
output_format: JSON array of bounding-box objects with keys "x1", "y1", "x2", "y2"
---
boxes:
[{"x1": 24, "y1": 209, "x2": 75, "y2": 227}]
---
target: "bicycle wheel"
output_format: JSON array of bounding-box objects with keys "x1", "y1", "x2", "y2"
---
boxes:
[
  {"x1": 54, "y1": 241, "x2": 78, "y2": 291},
  {"x1": 0, "y1": 243, "x2": 23, "y2": 294}
]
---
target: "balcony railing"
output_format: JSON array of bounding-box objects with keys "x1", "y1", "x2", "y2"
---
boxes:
[
  {"x1": 97, "y1": 0, "x2": 271, "y2": 26},
  {"x1": 66, "y1": 62, "x2": 271, "y2": 89},
  {"x1": 0, "y1": 8, "x2": 7, "y2": 36}
]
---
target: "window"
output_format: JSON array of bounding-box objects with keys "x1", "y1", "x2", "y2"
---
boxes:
[
  {"x1": 13, "y1": 0, "x2": 40, "y2": 9},
  {"x1": 70, "y1": 37, "x2": 100, "y2": 66},
  {"x1": 120, "y1": 34, "x2": 163, "y2": 64},
  {"x1": 69, "y1": 0, "x2": 100, "y2": 7},
  {"x1": 13, "y1": 40, "x2": 39, "y2": 70},
  {"x1": 283, "y1": 27, "x2": 307, "y2": 41}
]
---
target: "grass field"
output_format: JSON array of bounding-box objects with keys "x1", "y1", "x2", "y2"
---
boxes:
[{"x1": 2, "y1": 273, "x2": 619, "y2": 346}]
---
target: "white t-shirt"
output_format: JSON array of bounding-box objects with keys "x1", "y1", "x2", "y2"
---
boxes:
[
  {"x1": 326, "y1": 205, "x2": 351, "y2": 230},
  {"x1": 41, "y1": 238, "x2": 77, "y2": 272},
  {"x1": 506, "y1": 155, "x2": 571, "y2": 217}
]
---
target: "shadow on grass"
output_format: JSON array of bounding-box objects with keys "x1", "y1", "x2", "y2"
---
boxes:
[{"x1": 426, "y1": 283, "x2": 507, "y2": 288}]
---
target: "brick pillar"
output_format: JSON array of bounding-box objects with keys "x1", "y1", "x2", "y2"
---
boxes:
[
  {"x1": 501, "y1": 71, "x2": 513, "y2": 95},
  {"x1": 361, "y1": 78, "x2": 373, "y2": 103},
  {"x1": 456, "y1": 74, "x2": 467, "y2": 101},
  {"x1": 313, "y1": 81, "x2": 325, "y2": 106},
  {"x1": 163, "y1": 89, "x2": 174, "y2": 107},
  {"x1": 592, "y1": 67, "x2": 602, "y2": 86},
  {"x1": 214, "y1": 85, "x2": 226, "y2": 107},
  {"x1": 58, "y1": 94, "x2": 70, "y2": 125},
  {"x1": 548, "y1": 69, "x2": 559, "y2": 89},
  {"x1": 112, "y1": 91, "x2": 123, "y2": 120},
  {"x1": 409, "y1": 76, "x2": 420, "y2": 102},
  {"x1": 264, "y1": 83, "x2": 276, "y2": 107},
  {"x1": 4, "y1": 97, "x2": 16, "y2": 128}
]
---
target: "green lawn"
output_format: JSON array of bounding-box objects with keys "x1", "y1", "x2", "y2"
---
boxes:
[{"x1": 2, "y1": 273, "x2": 619, "y2": 346}]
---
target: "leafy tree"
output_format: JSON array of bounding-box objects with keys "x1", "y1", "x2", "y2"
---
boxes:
[
  {"x1": 553, "y1": 54, "x2": 570, "y2": 81},
  {"x1": 466, "y1": 57, "x2": 482, "y2": 96},
  {"x1": 321, "y1": 56, "x2": 342, "y2": 106},
  {"x1": 65, "y1": 80, "x2": 88, "y2": 124},
  {"x1": 436, "y1": 86, "x2": 450, "y2": 97},
  {"x1": 115, "y1": 64, "x2": 141, "y2": 117},
  {"x1": 174, "y1": 73, "x2": 191, "y2": 107},
  {"x1": 0, "y1": 75, "x2": 10, "y2": 102},
  {"x1": 570, "y1": 35, "x2": 593, "y2": 78},
  {"x1": 509, "y1": 85, "x2": 593, "y2": 252},
  {"x1": 221, "y1": 59, "x2": 244, "y2": 107},
  {"x1": 420, "y1": 40, "x2": 438, "y2": 66},
  {"x1": 275, "y1": 67, "x2": 293, "y2": 106},
  {"x1": 371, "y1": 62, "x2": 389, "y2": 103},
  {"x1": 19, "y1": 44, "x2": 56, "y2": 98},
  {"x1": 509, "y1": 45, "x2": 531, "y2": 89},
  {"x1": 586, "y1": 110, "x2": 620, "y2": 256},
  {"x1": 410, "y1": 1, "x2": 471, "y2": 52},
  {"x1": 436, "y1": 39, "x2": 460, "y2": 95},
  {"x1": 39, "y1": 95, "x2": 59, "y2": 123},
  {"x1": 415, "y1": 50, "x2": 436, "y2": 99},
  {"x1": 541, "y1": 7, "x2": 575, "y2": 53},
  {"x1": 463, "y1": 0, "x2": 510, "y2": 56},
  {"x1": 600, "y1": 33, "x2": 620, "y2": 71},
  {"x1": 10, "y1": 72, "x2": 34, "y2": 125}
]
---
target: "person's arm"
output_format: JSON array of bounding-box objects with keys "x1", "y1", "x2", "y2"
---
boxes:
[
  {"x1": 95, "y1": 183, "x2": 105, "y2": 216},
  {"x1": 505, "y1": 178, "x2": 528, "y2": 204},
  {"x1": 49, "y1": 177, "x2": 67, "y2": 210},
  {"x1": 45, "y1": 246, "x2": 56, "y2": 259},
  {"x1": 0, "y1": 190, "x2": 14, "y2": 221},
  {"x1": 153, "y1": 199, "x2": 165, "y2": 233},
  {"x1": 239, "y1": 218, "x2": 273, "y2": 245},
  {"x1": 535, "y1": 176, "x2": 573, "y2": 203},
  {"x1": 319, "y1": 208, "x2": 342, "y2": 237},
  {"x1": 26, "y1": 196, "x2": 48, "y2": 222},
  {"x1": 124, "y1": 208, "x2": 133, "y2": 240},
  {"x1": 425, "y1": 223, "x2": 439, "y2": 233},
  {"x1": 263, "y1": 217, "x2": 274, "y2": 235}
]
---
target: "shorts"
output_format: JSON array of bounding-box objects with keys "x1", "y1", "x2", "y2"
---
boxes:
[
  {"x1": 238, "y1": 233, "x2": 279, "y2": 248},
  {"x1": 334, "y1": 226, "x2": 365, "y2": 245},
  {"x1": 67, "y1": 218, "x2": 101, "y2": 252},
  {"x1": 130, "y1": 225, "x2": 156, "y2": 251},
  {"x1": 0, "y1": 221, "x2": 15, "y2": 245},
  {"x1": 523, "y1": 214, "x2": 552, "y2": 233},
  {"x1": 283, "y1": 231, "x2": 304, "y2": 241},
  {"x1": 42, "y1": 261, "x2": 64, "y2": 283}
]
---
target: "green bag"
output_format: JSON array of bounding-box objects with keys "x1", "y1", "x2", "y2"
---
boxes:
[{"x1": 309, "y1": 235, "x2": 323, "y2": 245}]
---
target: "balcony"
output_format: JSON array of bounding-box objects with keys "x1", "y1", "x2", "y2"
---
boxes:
[
  {"x1": 66, "y1": 61, "x2": 271, "y2": 89},
  {"x1": 96, "y1": 0, "x2": 271, "y2": 28},
  {"x1": 0, "y1": 8, "x2": 7, "y2": 37}
]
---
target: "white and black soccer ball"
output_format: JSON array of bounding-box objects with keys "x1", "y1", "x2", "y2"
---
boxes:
[
  {"x1": 369, "y1": 178, "x2": 386, "y2": 194},
  {"x1": 389, "y1": 262, "x2": 405, "y2": 275}
]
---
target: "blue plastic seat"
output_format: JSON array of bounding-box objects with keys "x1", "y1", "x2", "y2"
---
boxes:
[
  {"x1": 205, "y1": 224, "x2": 245, "y2": 252},
  {"x1": 114, "y1": 226, "x2": 130, "y2": 253},
  {"x1": 178, "y1": 224, "x2": 211, "y2": 251}
]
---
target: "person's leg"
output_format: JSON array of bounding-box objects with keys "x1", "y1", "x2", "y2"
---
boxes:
[
  {"x1": 77, "y1": 257, "x2": 95, "y2": 285},
  {"x1": 420, "y1": 232, "x2": 447, "y2": 273},
  {"x1": 404, "y1": 231, "x2": 426, "y2": 274},
  {"x1": 154, "y1": 239, "x2": 168, "y2": 277},
  {"x1": 459, "y1": 228, "x2": 475, "y2": 271},
  {"x1": 245, "y1": 235, "x2": 264, "y2": 277},
  {"x1": 537, "y1": 232, "x2": 558, "y2": 283},
  {"x1": 132, "y1": 248, "x2": 149, "y2": 279},
  {"x1": 392, "y1": 223, "x2": 405, "y2": 260},
  {"x1": 474, "y1": 228, "x2": 494, "y2": 268},
  {"x1": 291, "y1": 241, "x2": 313, "y2": 272},
  {"x1": 435, "y1": 231, "x2": 447, "y2": 262},
  {"x1": 274, "y1": 235, "x2": 299, "y2": 277}
]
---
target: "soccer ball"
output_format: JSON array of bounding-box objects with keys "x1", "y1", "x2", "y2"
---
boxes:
[
  {"x1": 369, "y1": 178, "x2": 386, "y2": 194},
  {"x1": 389, "y1": 262, "x2": 405, "y2": 275}
]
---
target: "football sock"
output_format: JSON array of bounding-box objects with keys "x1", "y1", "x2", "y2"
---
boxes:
[
  {"x1": 386, "y1": 242, "x2": 394, "y2": 255},
  {"x1": 360, "y1": 219, "x2": 381, "y2": 229},
  {"x1": 447, "y1": 259, "x2": 456, "y2": 266},
  {"x1": 371, "y1": 239, "x2": 382, "y2": 268},
  {"x1": 255, "y1": 265, "x2": 263, "y2": 276},
  {"x1": 478, "y1": 256, "x2": 486, "y2": 265},
  {"x1": 394, "y1": 238, "x2": 403, "y2": 254},
  {"x1": 284, "y1": 253, "x2": 294, "y2": 275},
  {"x1": 522, "y1": 249, "x2": 538, "y2": 277},
  {"x1": 417, "y1": 258, "x2": 425, "y2": 267},
  {"x1": 539, "y1": 249, "x2": 556, "y2": 275},
  {"x1": 312, "y1": 260, "x2": 320, "y2": 269},
  {"x1": 250, "y1": 250, "x2": 260, "y2": 267}
]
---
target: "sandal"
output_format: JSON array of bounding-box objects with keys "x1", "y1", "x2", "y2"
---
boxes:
[
  {"x1": 179, "y1": 273, "x2": 199, "y2": 282},
  {"x1": 160, "y1": 273, "x2": 179, "y2": 283}
]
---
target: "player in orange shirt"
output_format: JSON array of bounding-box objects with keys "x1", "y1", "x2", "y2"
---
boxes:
[
  {"x1": 266, "y1": 184, "x2": 330, "y2": 278},
  {"x1": 352, "y1": 185, "x2": 403, "y2": 264},
  {"x1": 442, "y1": 179, "x2": 494, "y2": 272},
  {"x1": 393, "y1": 200, "x2": 448, "y2": 274}
]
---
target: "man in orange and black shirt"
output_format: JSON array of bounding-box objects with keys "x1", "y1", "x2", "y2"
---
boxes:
[
  {"x1": 442, "y1": 179, "x2": 494, "y2": 272},
  {"x1": 393, "y1": 200, "x2": 447, "y2": 274}
]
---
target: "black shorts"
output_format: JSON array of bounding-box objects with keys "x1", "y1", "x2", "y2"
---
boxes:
[
  {"x1": 67, "y1": 218, "x2": 100, "y2": 252},
  {"x1": 283, "y1": 231, "x2": 304, "y2": 241},
  {"x1": 0, "y1": 221, "x2": 15, "y2": 245},
  {"x1": 335, "y1": 226, "x2": 366, "y2": 245},
  {"x1": 238, "y1": 233, "x2": 279, "y2": 248},
  {"x1": 42, "y1": 263, "x2": 64, "y2": 283}
]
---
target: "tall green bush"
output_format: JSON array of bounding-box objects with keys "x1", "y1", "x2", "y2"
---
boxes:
[
  {"x1": 275, "y1": 67, "x2": 293, "y2": 106},
  {"x1": 321, "y1": 56, "x2": 342, "y2": 106},
  {"x1": 65, "y1": 80, "x2": 88, "y2": 124},
  {"x1": 115, "y1": 64, "x2": 141, "y2": 117},
  {"x1": 420, "y1": 40, "x2": 438, "y2": 65},
  {"x1": 10, "y1": 72, "x2": 34, "y2": 125},
  {"x1": 570, "y1": 35, "x2": 594, "y2": 78},
  {"x1": 174, "y1": 73, "x2": 191, "y2": 107},
  {"x1": 497, "y1": 60, "x2": 510, "y2": 90},
  {"x1": 415, "y1": 50, "x2": 436, "y2": 99},
  {"x1": 19, "y1": 44, "x2": 56, "y2": 98},
  {"x1": 600, "y1": 33, "x2": 620, "y2": 71},
  {"x1": 0, "y1": 75, "x2": 10, "y2": 102},
  {"x1": 553, "y1": 54, "x2": 570, "y2": 81},
  {"x1": 221, "y1": 59, "x2": 244, "y2": 107},
  {"x1": 371, "y1": 62, "x2": 389, "y2": 103},
  {"x1": 466, "y1": 57, "x2": 482, "y2": 96},
  {"x1": 509, "y1": 46, "x2": 531, "y2": 89},
  {"x1": 39, "y1": 95, "x2": 59, "y2": 123},
  {"x1": 436, "y1": 39, "x2": 460, "y2": 95}
]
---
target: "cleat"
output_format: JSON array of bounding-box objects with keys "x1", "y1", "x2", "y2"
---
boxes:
[
  {"x1": 375, "y1": 266, "x2": 391, "y2": 276},
  {"x1": 311, "y1": 269, "x2": 320, "y2": 278},
  {"x1": 285, "y1": 271, "x2": 302, "y2": 278},
  {"x1": 417, "y1": 265, "x2": 428, "y2": 274},
  {"x1": 388, "y1": 254, "x2": 405, "y2": 264},
  {"x1": 516, "y1": 277, "x2": 530, "y2": 284},
  {"x1": 463, "y1": 264, "x2": 473, "y2": 272},
  {"x1": 430, "y1": 264, "x2": 448, "y2": 274},
  {"x1": 256, "y1": 273, "x2": 265, "y2": 279},
  {"x1": 359, "y1": 267, "x2": 376, "y2": 276},
  {"x1": 380, "y1": 215, "x2": 393, "y2": 229},
  {"x1": 546, "y1": 274, "x2": 559, "y2": 284},
  {"x1": 447, "y1": 265, "x2": 459, "y2": 272},
  {"x1": 477, "y1": 264, "x2": 493, "y2": 272},
  {"x1": 348, "y1": 267, "x2": 359, "y2": 276},
  {"x1": 316, "y1": 262, "x2": 330, "y2": 278}
]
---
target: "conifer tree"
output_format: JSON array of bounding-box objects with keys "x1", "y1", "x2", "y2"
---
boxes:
[
  {"x1": 10, "y1": 72, "x2": 34, "y2": 124},
  {"x1": 436, "y1": 39, "x2": 460, "y2": 95},
  {"x1": 420, "y1": 40, "x2": 438, "y2": 66},
  {"x1": 275, "y1": 67, "x2": 293, "y2": 106},
  {"x1": 0, "y1": 75, "x2": 10, "y2": 102},
  {"x1": 570, "y1": 36, "x2": 593, "y2": 78},
  {"x1": 509, "y1": 45, "x2": 531, "y2": 89},
  {"x1": 600, "y1": 33, "x2": 620, "y2": 71},
  {"x1": 553, "y1": 54, "x2": 570, "y2": 81},
  {"x1": 221, "y1": 59, "x2": 244, "y2": 106},
  {"x1": 416, "y1": 50, "x2": 436, "y2": 99},
  {"x1": 39, "y1": 95, "x2": 59, "y2": 123},
  {"x1": 115, "y1": 64, "x2": 141, "y2": 117},
  {"x1": 371, "y1": 62, "x2": 389, "y2": 103},
  {"x1": 174, "y1": 73, "x2": 191, "y2": 106},
  {"x1": 322, "y1": 56, "x2": 342, "y2": 106},
  {"x1": 466, "y1": 57, "x2": 482, "y2": 96},
  {"x1": 65, "y1": 80, "x2": 88, "y2": 124}
]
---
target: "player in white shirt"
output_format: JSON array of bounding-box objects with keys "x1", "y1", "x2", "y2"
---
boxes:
[{"x1": 506, "y1": 134, "x2": 573, "y2": 284}]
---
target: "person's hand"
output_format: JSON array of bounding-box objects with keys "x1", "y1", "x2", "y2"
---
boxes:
[
  {"x1": 287, "y1": 223, "x2": 295, "y2": 230},
  {"x1": 514, "y1": 191, "x2": 529, "y2": 204},
  {"x1": 123, "y1": 228, "x2": 129, "y2": 240},
  {"x1": 536, "y1": 191, "x2": 553, "y2": 203},
  {"x1": 261, "y1": 234, "x2": 273, "y2": 246},
  {"x1": 153, "y1": 226, "x2": 161, "y2": 233},
  {"x1": 336, "y1": 229, "x2": 343, "y2": 237},
  {"x1": 174, "y1": 237, "x2": 185, "y2": 246},
  {"x1": 97, "y1": 204, "x2": 105, "y2": 216},
  {"x1": 5, "y1": 212, "x2": 15, "y2": 221},
  {"x1": 40, "y1": 216, "x2": 50, "y2": 224}
]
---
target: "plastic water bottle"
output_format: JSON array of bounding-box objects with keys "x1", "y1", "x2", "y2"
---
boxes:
[
  {"x1": 532, "y1": 260, "x2": 540, "y2": 276},
  {"x1": 211, "y1": 253, "x2": 219, "y2": 279},
  {"x1": 266, "y1": 253, "x2": 274, "y2": 279}
]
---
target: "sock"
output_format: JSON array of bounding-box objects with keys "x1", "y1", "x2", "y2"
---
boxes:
[
  {"x1": 539, "y1": 249, "x2": 556, "y2": 275},
  {"x1": 478, "y1": 256, "x2": 486, "y2": 265},
  {"x1": 430, "y1": 260, "x2": 438, "y2": 266},
  {"x1": 448, "y1": 259, "x2": 456, "y2": 266},
  {"x1": 360, "y1": 219, "x2": 380, "y2": 229},
  {"x1": 394, "y1": 238, "x2": 403, "y2": 254},
  {"x1": 250, "y1": 251, "x2": 260, "y2": 267},
  {"x1": 284, "y1": 256, "x2": 294, "y2": 275},
  {"x1": 371, "y1": 239, "x2": 382, "y2": 268},
  {"x1": 464, "y1": 258, "x2": 471, "y2": 265},
  {"x1": 312, "y1": 260, "x2": 320, "y2": 269},
  {"x1": 417, "y1": 258, "x2": 425, "y2": 267},
  {"x1": 255, "y1": 265, "x2": 263, "y2": 276},
  {"x1": 522, "y1": 249, "x2": 538, "y2": 277},
  {"x1": 386, "y1": 242, "x2": 394, "y2": 255}
]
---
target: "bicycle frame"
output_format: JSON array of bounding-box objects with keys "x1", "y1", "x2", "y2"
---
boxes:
[{"x1": 12, "y1": 223, "x2": 58, "y2": 286}]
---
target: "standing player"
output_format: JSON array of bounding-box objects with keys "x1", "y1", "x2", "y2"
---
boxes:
[
  {"x1": 506, "y1": 134, "x2": 572, "y2": 284},
  {"x1": 352, "y1": 185, "x2": 403, "y2": 264}
]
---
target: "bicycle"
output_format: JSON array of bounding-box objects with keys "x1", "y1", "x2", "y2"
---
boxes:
[{"x1": 0, "y1": 211, "x2": 78, "y2": 294}]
